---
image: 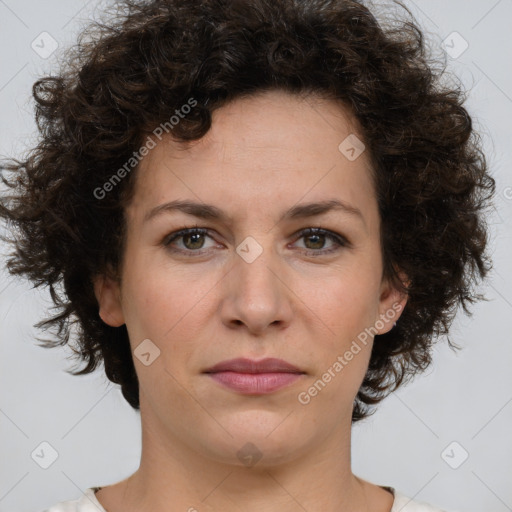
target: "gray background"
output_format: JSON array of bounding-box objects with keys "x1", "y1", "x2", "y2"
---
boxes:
[{"x1": 0, "y1": 1, "x2": 511, "y2": 511}]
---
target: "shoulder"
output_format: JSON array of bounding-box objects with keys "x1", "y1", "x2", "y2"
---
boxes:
[
  {"x1": 39, "y1": 487, "x2": 106, "y2": 512},
  {"x1": 390, "y1": 488, "x2": 456, "y2": 512},
  {"x1": 39, "y1": 485, "x2": 457, "y2": 512}
]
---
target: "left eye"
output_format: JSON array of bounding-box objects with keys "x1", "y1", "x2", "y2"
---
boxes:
[
  {"x1": 293, "y1": 228, "x2": 346, "y2": 252},
  {"x1": 163, "y1": 227, "x2": 347, "y2": 256}
]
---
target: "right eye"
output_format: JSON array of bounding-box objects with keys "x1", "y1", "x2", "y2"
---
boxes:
[{"x1": 162, "y1": 226, "x2": 220, "y2": 256}]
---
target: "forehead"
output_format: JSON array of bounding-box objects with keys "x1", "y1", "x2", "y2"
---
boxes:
[{"x1": 127, "y1": 90, "x2": 378, "y2": 228}]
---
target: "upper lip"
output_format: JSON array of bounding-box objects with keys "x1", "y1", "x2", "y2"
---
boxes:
[{"x1": 204, "y1": 358, "x2": 304, "y2": 374}]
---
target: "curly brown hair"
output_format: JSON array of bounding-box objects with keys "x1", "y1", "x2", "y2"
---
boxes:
[{"x1": 0, "y1": 0, "x2": 496, "y2": 422}]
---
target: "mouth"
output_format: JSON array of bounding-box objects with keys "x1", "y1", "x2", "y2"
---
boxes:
[{"x1": 203, "y1": 357, "x2": 306, "y2": 395}]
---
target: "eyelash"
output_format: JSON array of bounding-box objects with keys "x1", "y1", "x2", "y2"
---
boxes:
[{"x1": 162, "y1": 225, "x2": 349, "y2": 257}]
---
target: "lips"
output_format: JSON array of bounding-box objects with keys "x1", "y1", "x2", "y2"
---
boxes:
[
  {"x1": 203, "y1": 357, "x2": 303, "y2": 374},
  {"x1": 203, "y1": 358, "x2": 305, "y2": 394}
]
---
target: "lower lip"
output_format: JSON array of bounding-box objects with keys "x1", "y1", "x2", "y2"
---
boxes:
[{"x1": 206, "y1": 372, "x2": 304, "y2": 394}]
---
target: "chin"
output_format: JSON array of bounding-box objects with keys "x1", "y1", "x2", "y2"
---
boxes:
[
  {"x1": 200, "y1": 436, "x2": 304, "y2": 469},
  {"x1": 190, "y1": 414, "x2": 319, "y2": 468}
]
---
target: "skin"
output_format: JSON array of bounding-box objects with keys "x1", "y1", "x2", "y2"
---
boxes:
[{"x1": 93, "y1": 89, "x2": 408, "y2": 512}]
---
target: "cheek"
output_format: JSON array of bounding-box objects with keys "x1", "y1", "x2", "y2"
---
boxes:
[
  {"x1": 312, "y1": 267, "x2": 381, "y2": 342},
  {"x1": 120, "y1": 263, "x2": 215, "y2": 363},
  {"x1": 309, "y1": 278, "x2": 377, "y2": 399},
  {"x1": 122, "y1": 250, "x2": 189, "y2": 325}
]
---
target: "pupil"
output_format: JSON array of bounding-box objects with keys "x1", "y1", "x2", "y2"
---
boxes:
[
  {"x1": 306, "y1": 234, "x2": 324, "y2": 249},
  {"x1": 184, "y1": 233, "x2": 204, "y2": 250}
]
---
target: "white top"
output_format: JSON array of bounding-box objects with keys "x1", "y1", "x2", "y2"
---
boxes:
[{"x1": 41, "y1": 485, "x2": 451, "y2": 511}]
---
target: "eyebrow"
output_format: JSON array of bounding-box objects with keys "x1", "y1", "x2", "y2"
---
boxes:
[{"x1": 144, "y1": 198, "x2": 365, "y2": 227}]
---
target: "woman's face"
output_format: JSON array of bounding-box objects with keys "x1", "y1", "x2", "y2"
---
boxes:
[{"x1": 95, "y1": 89, "x2": 406, "y2": 467}]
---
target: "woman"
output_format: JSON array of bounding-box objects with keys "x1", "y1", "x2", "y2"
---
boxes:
[{"x1": 0, "y1": 0, "x2": 495, "y2": 511}]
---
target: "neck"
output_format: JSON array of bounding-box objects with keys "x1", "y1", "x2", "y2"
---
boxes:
[{"x1": 97, "y1": 399, "x2": 373, "y2": 512}]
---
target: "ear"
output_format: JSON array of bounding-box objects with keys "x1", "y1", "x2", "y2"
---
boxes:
[
  {"x1": 93, "y1": 273, "x2": 125, "y2": 327},
  {"x1": 374, "y1": 270, "x2": 409, "y2": 335}
]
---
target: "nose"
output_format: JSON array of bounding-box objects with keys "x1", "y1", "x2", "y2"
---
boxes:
[{"x1": 219, "y1": 239, "x2": 294, "y2": 335}]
